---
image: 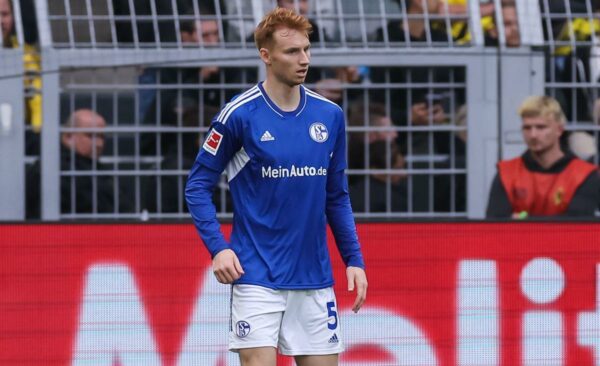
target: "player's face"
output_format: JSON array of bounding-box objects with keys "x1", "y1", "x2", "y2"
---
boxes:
[
  {"x1": 522, "y1": 116, "x2": 563, "y2": 155},
  {"x1": 263, "y1": 26, "x2": 310, "y2": 87}
]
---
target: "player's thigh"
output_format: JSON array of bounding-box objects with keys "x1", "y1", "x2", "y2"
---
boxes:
[
  {"x1": 279, "y1": 287, "x2": 343, "y2": 356},
  {"x1": 238, "y1": 346, "x2": 277, "y2": 366},
  {"x1": 295, "y1": 354, "x2": 338, "y2": 366},
  {"x1": 229, "y1": 285, "x2": 285, "y2": 351}
]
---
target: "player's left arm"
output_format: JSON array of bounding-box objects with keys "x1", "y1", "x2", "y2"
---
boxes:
[{"x1": 326, "y1": 109, "x2": 367, "y2": 312}]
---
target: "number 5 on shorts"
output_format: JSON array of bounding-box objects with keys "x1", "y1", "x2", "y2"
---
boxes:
[{"x1": 326, "y1": 301, "x2": 338, "y2": 330}]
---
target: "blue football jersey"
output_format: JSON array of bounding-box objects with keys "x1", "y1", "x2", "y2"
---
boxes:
[{"x1": 186, "y1": 82, "x2": 364, "y2": 289}]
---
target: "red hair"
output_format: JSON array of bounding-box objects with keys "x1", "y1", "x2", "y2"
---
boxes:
[{"x1": 254, "y1": 7, "x2": 312, "y2": 50}]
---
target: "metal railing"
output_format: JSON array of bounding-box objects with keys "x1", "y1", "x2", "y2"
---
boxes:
[
  {"x1": 0, "y1": 0, "x2": 25, "y2": 220},
  {"x1": 13, "y1": 0, "x2": 599, "y2": 220},
  {"x1": 537, "y1": 0, "x2": 600, "y2": 170}
]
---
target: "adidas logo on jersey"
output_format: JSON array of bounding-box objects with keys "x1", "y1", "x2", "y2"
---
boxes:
[
  {"x1": 328, "y1": 333, "x2": 339, "y2": 344},
  {"x1": 260, "y1": 130, "x2": 275, "y2": 142}
]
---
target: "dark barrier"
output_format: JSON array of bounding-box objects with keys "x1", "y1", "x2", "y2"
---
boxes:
[{"x1": 1, "y1": 223, "x2": 600, "y2": 365}]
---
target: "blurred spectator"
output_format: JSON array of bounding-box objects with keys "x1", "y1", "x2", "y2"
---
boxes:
[
  {"x1": 0, "y1": 0, "x2": 14, "y2": 46},
  {"x1": 140, "y1": 7, "x2": 245, "y2": 159},
  {"x1": 138, "y1": 3, "x2": 225, "y2": 119},
  {"x1": 438, "y1": 0, "x2": 470, "y2": 44},
  {"x1": 434, "y1": 0, "x2": 519, "y2": 47},
  {"x1": 312, "y1": 65, "x2": 364, "y2": 105},
  {"x1": 350, "y1": 140, "x2": 408, "y2": 213},
  {"x1": 371, "y1": 0, "x2": 466, "y2": 160},
  {"x1": 432, "y1": 103, "x2": 466, "y2": 213},
  {"x1": 180, "y1": 14, "x2": 220, "y2": 46},
  {"x1": 348, "y1": 102, "x2": 402, "y2": 169},
  {"x1": 479, "y1": 0, "x2": 497, "y2": 41},
  {"x1": 376, "y1": 0, "x2": 448, "y2": 45},
  {"x1": 175, "y1": 15, "x2": 230, "y2": 108},
  {"x1": 27, "y1": 110, "x2": 133, "y2": 218},
  {"x1": 372, "y1": 0, "x2": 455, "y2": 131},
  {"x1": 486, "y1": 96, "x2": 600, "y2": 218},
  {"x1": 484, "y1": 1, "x2": 521, "y2": 47},
  {"x1": 542, "y1": 1, "x2": 600, "y2": 122},
  {"x1": 1, "y1": 0, "x2": 42, "y2": 155},
  {"x1": 347, "y1": 102, "x2": 407, "y2": 212}
]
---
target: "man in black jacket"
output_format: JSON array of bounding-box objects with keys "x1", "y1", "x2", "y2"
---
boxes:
[{"x1": 27, "y1": 109, "x2": 133, "y2": 218}]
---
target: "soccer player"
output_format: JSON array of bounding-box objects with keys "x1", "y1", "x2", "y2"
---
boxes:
[{"x1": 185, "y1": 7, "x2": 368, "y2": 366}]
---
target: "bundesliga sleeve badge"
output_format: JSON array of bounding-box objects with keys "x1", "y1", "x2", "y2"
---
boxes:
[{"x1": 202, "y1": 129, "x2": 224, "y2": 155}]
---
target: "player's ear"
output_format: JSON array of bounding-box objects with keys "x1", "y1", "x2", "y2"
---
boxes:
[{"x1": 259, "y1": 47, "x2": 271, "y2": 65}]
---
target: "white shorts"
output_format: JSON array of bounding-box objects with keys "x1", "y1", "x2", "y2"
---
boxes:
[{"x1": 229, "y1": 284, "x2": 344, "y2": 356}]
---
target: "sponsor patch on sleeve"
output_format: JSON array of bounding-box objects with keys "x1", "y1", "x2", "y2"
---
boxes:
[{"x1": 202, "y1": 129, "x2": 223, "y2": 156}]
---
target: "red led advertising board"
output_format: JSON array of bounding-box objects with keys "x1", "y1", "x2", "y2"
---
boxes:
[{"x1": 1, "y1": 223, "x2": 600, "y2": 365}]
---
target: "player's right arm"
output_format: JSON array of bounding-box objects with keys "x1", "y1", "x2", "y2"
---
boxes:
[{"x1": 185, "y1": 113, "x2": 245, "y2": 283}]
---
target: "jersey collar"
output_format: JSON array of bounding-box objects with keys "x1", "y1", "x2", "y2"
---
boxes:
[{"x1": 257, "y1": 81, "x2": 307, "y2": 119}]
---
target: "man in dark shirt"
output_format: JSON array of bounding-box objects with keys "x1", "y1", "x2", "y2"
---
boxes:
[
  {"x1": 26, "y1": 109, "x2": 133, "y2": 218},
  {"x1": 487, "y1": 96, "x2": 600, "y2": 218}
]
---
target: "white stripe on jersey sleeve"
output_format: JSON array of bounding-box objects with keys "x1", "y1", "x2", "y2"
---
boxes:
[
  {"x1": 216, "y1": 85, "x2": 258, "y2": 120},
  {"x1": 219, "y1": 93, "x2": 261, "y2": 125},
  {"x1": 226, "y1": 147, "x2": 251, "y2": 182},
  {"x1": 304, "y1": 88, "x2": 344, "y2": 111},
  {"x1": 216, "y1": 86, "x2": 259, "y2": 123}
]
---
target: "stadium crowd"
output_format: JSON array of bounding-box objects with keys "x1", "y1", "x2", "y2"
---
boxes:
[{"x1": 3, "y1": 0, "x2": 600, "y2": 219}]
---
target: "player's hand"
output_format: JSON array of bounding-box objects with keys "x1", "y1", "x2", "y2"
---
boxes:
[
  {"x1": 346, "y1": 266, "x2": 368, "y2": 313},
  {"x1": 212, "y1": 249, "x2": 245, "y2": 284}
]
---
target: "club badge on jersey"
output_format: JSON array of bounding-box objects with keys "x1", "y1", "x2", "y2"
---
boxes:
[
  {"x1": 309, "y1": 122, "x2": 328, "y2": 143},
  {"x1": 203, "y1": 129, "x2": 223, "y2": 155}
]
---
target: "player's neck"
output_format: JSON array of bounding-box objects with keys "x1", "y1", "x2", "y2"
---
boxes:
[
  {"x1": 262, "y1": 79, "x2": 301, "y2": 112},
  {"x1": 530, "y1": 145, "x2": 564, "y2": 169}
]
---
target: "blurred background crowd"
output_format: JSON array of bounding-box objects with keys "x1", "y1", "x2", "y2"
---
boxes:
[{"x1": 1, "y1": 0, "x2": 599, "y2": 220}]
